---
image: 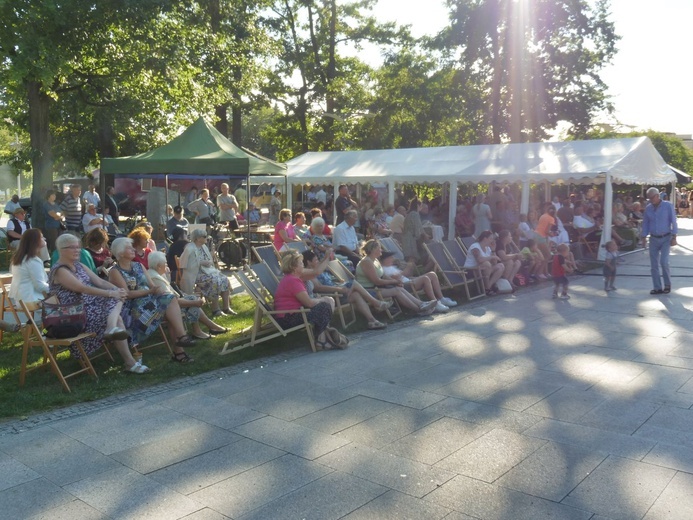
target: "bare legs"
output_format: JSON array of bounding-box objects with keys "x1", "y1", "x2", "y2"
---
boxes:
[
  {"x1": 378, "y1": 287, "x2": 424, "y2": 312},
  {"x1": 163, "y1": 298, "x2": 189, "y2": 355},
  {"x1": 502, "y1": 259, "x2": 521, "y2": 283},
  {"x1": 480, "y1": 261, "x2": 504, "y2": 291},
  {"x1": 411, "y1": 272, "x2": 444, "y2": 300}
]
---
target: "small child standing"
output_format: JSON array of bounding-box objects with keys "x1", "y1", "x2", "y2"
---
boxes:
[
  {"x1": 551, "y1": 243, "x2": 574, "y2": 299},
  {"x1": 603, "y1": 240, "x2": 618, "y2": 291}
]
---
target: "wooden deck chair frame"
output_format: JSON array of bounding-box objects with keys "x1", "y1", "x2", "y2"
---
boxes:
[
  {"x1": 458, "y1": 236, "x2": 477, "y2": 254},
  {"x1": 327, "y1": 259, "x2": 402, "y2": 321},
  {"x1": 576, "y1": 229, "x2": 599, "y2": 259},
  {"x1": 0, "y1": 274, "x2": 22, "y2": 343},
  {"x1": 379, "y1": 237, "x2": 405, "y2": 261},
  {"x1": 425, "y1": 242, "x2": 485, "y2": 301},
  {"x1": 19, "y1": 300, "x2": 98, "y2": 393},
  {"x1": 442, "y1": 240, "x2": 486, "y2": 300},
  {"x1": 252, "y1": 244, "x2": 283, "y2": 279},
  {"x1": 250, "y1": 262, "x2": 356, "y2": 330},
  {"x1": 220, "y1": 270, "x2": 317, "y2": 355},
  {"x1": 174, "y1": 255, "x2": 182, "y2": 286}
]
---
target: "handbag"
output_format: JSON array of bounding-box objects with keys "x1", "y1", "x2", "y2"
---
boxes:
[{"x1": 42, "y1": 295, "x2": 86, "y2": 339}]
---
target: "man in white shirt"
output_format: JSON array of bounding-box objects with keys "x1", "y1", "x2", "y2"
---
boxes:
[
  {"x1": 216, "y1": 183, "x2": 239, "y2": 229},
  {"x1": 83, "y1": 184, "x2": 101, "y2": 209},
  {"x1": 316, "y1": 186, "x2": 327, "y2": 205},
  {"x1": 3, "y1": 194, "x2": 21, "y2": 216},
  {"x1": 332, "y1": 210, "x2": 362, "y2": 266},
  {"x1": 7, "y1": 207, "x2": 29, "y2": 248},
  {"x1": 82, "y1": 204, "x2": 104, "y2": 234}
]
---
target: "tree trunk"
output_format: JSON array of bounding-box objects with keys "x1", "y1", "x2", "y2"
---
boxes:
[
  {"x1": 215, "y1": 105, "x2": 229, "y2": 138},
  {"x1": 26, "y1": 80, "x2": 52, "y2": 228}
]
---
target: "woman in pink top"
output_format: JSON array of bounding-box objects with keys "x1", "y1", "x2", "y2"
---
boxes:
[
  {"x1": 273, "y1": 209, "x2": 303, "y2": 251},
  {"x1": 274, "y1": 250, "x2": 341, "y2": 350}
]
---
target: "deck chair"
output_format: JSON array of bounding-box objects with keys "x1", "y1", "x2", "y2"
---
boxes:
[
  {"x1": 327, "y1": 259, "x2": 402, "y2": 320},
  {"x1": 252, "y1": 244, "x2": 283, "y2": 279},
  {"x1": 221, "y1": 270, "x2": 317, "y2": 355},
  {"x1": 442, "y1": 240, "x2": 486, "y2": 300},
  {"x1": 576, "y1": 229, "x2": 599, "y2": 259},
  {"x1": 379, "y1": 237, "x2": 405, "y2": 261},
  {"x1": 425, "y1": 242, "x2": 485, "y2": 301},
  {"x1": 458, "y1": 236, "x2": 477, "y2": 253},
  {"x1": 284, "y1": 241, "x2": 308, "y2": 253},
  {"x1": 249, "y1": 262, "x2": 279, "y2": 297},
  {"x1": 19, "y1": 300, "x2": 98, "y2": 393},
  {"x1": 0, "y1": 274, "x2": 22, "y2": 342},
  {"x1": 174, "y1": 255, "x2": 182, "y2": 286}
]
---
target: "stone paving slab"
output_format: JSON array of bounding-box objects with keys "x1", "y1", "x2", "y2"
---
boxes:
[{"x1": 1, "y1": 220, "x2": 693, "y2": 519}]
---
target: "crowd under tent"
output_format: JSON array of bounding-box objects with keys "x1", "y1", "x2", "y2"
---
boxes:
[
  {"x1": 287, "y1": 137, "x2": 675, "y2": 260},
  {"x1": 100, "y1": 117, "x2": 287, "y2": 243}
]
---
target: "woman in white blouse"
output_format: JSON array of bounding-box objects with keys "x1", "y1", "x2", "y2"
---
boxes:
[
  {"x1": 179, "y1": 228, "x2": 233, "y2": 317},
  {"x1": 9, "y1": 228, "x2": 49, "y2": 304}
]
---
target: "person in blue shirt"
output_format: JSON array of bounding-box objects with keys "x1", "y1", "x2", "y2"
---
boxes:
[{"x1": 640, "y1": 187, "x2": 678, "y2": 295}]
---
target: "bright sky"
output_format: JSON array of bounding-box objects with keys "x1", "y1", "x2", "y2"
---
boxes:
[{"x1": 371, "y1": 0, "x2": 693, "y2": 137}]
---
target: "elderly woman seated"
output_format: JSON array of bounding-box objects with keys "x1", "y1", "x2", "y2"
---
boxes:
[
  {"x1": 147, "y1": 252, "x2": 228, "y2": 339},
  {"x1": 49, "y1": 233, "x2": 149, "y2": 373},
  {"x1": 305, "y1": 217, "x2": 332, "y2": 260},
  {"x1": 464, "y1": 230, "x2": 505, "y2": 296},
  {"x1": 109, "y1": 237, "x2": 195, "y2": 363},
  {"x1": 274, "y1": 250, "x2": 344, "y2": 350},
  {"x1": 356, "y1": 240, "x2": 437, "y2": 315},
  {"x1": 179, "y1": 228, "x2": 234, "y2": 317},
  {"x1": 128, "y1": 227, "x2": 153, "y2": 269},
  {"x1": 302, "y1": 250, "x2": 389, "y2": 330}
]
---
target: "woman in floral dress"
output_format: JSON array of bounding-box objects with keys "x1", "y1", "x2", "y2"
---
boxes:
[
  {"x1": 49, "y1": 234, "x2": 149, "y2": 373},
  {"x1": 109, "y1": 237, "x2": 194, "y2": 363}
]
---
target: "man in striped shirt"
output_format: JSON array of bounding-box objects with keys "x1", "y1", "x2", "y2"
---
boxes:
[{"x1": 60, "y1": 184, "x2": 83, "y2": 232}]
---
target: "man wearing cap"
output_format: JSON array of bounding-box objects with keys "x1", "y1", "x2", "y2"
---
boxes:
[
  {"x1": 82, "y1": 204, "x2": 104, "y2": 234},
  {"x1": 3, "y1": 194, "x2": 21, "y2": 216},
  {"x1": 641, "y1": 186, "x2": 678, "y2": 295},
  {"x1": 166, "y1": 205, "x2": 189, "y2": 239},
  {"x1": 60, "y1": 184, "x2": 82, "y2": 232},
  {"x1": 6, "y1": 207, "x2": 29, "y2": 248}
]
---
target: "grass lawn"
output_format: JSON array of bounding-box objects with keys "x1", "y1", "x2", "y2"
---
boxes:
[{"x1": 0, "y1": 294, "x2": 323, "y2": 421}]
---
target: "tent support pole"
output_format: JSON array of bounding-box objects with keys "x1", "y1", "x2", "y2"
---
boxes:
[
  {"x1": 448, "y1": 181, "x2": 457, "y2": 240},
  {"x1": 388, "y1": 183, "x2": 395, "y2": 208},
  {"x1": 333, "y1": 181, "x2": 339, "y2": 225},
  {"x1": 520, "y1": 180, "x2": 530, "y2": 215},
  {"x1": 599, "y1": 173, "x2": 612, "y2": 261}
]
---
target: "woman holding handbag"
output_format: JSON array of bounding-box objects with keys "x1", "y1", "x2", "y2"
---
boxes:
[{"x1": 49, "y1": 233, "x2": 149, "y2": 373}]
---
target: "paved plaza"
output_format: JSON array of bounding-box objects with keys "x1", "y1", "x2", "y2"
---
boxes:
[{"x1": 1, "y1": 220, "x2": 692, "y2": 519}]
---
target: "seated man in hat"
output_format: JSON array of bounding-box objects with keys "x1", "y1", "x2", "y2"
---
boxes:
[{"x1": 7, "y1": 207, "x2": 29, "y2": 249}]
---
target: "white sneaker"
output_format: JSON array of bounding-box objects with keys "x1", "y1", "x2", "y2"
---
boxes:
[
  {"x1": 435, "y1": 301, "x2": 450, "y2": 313},
  {"x1": 440, "y1": 297, "x2": 458, "y2": 307}
]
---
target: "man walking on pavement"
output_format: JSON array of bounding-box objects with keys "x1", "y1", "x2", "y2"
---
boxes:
[{"x1": 641, "y1": 186, "x2": 677, "y2": 295}]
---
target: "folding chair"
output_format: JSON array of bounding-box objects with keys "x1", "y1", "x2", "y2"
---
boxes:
[
  {"x1": 379, "y1": 237, "x2": 405, "y2": 261},
  {"x1": 252, "y1": 244, "x2": 283, "y2": 279},
  {"x1": 458, "y1": 236, "x2": 477, "y2": 253},
  {"x1": 442, "y1": 240, "x2": 486, "y2": 300},
  {"x1": 425, "y1": 242, "x2": 485, "y2": 301},
  {"x1": 327, "y1": 259, "x2": 401, "y2": 320},
  {"x1": 284, "y1": 241, "x2": 308, "y2": 253},
  {"x1": 221, "y1": 270, "x2": 317, "y2": 355},
  {"x1": 576, "y1": 229, "x2": 599, "y2": 259},
  {"x1": 0, "y1": 274, "x2": 22, "y2": 342},
  {"x1": 174, "y1": 255, "x2": 182, "y2": 286},
  {"x1": 19, "y1": 300, "x2": 98, "y2": 393}
]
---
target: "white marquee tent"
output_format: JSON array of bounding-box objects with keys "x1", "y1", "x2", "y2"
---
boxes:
[{"x1": 287, "y1": 137, "x2": 675, "y2": 259}]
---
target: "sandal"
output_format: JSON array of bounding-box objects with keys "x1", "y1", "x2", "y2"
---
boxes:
[
  {"x1": 650, "y1": 289, "x2": 664, "y2": 295},
  {"x1": 367, "y1": 320, "x2": 387, "y2": 330},
  {"x1": 125, "y1": 362, "x2": 151, "y2": 374},
  {"x1": 191, "y1": 333, "x2": 211, "y2": 340},
  {"x1": 176, "y1": 335, "x2": 197, "y2": 347},
  {"x1": 221, "y1": 308, "x2": 237, "y2": 316},
  {"x1": 171, "y1": 351, "x2": 194, "y2": 363},
  {"x1": 212, "y1": 310, "x2": 225, "y2": 317},
  {"x1": 663, "y1": 286, "x2": 671, "y2": 294},
  {"x1": 208, "y1": 327, "x2": 229, "y2": 336}
]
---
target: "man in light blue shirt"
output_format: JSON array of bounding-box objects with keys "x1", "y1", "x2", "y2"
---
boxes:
[{"x1": 640, "y1": 187, "x2": 678, "y2": 294}]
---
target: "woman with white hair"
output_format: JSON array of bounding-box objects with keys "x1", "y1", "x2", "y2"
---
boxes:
[
  {"x1": 306, "y1": 216, "x2": 332, "y2": 261},
  {"x1": 179, "y1": 228, "x2": 233, "y2": 317},
  {"x1": 147, "y1": 252, "x2": 228, "y2": 339},
  {"x1": 49, "y1": 233, "x2": 149, "y2": 373},
  {"x1": 109, "y1": 237, "x2": 195, "y2": 362}
]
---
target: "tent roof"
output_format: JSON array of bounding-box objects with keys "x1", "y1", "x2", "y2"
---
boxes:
[
  {"x1": 286, "y1": 137, "x2": 674, "y2": 186},
  {"x1": 101, "y1": 117, "x2": 286, "y2": 176}
]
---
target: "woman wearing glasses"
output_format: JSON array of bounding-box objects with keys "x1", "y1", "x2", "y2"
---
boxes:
[
  {"x1": 179, "y1": 228, "x2": 233, "y2": 317},
  {"x1": 49, "y1": 233, "x2": 149, "y2": 373}
]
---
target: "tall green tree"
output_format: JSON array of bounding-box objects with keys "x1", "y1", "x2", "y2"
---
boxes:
[
  {"x1": 264, "y1": 0, "x2": 405, "y2": 159},
  {"x1": 436, "y1": 0, "x2": 618, "y2": 144}
]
